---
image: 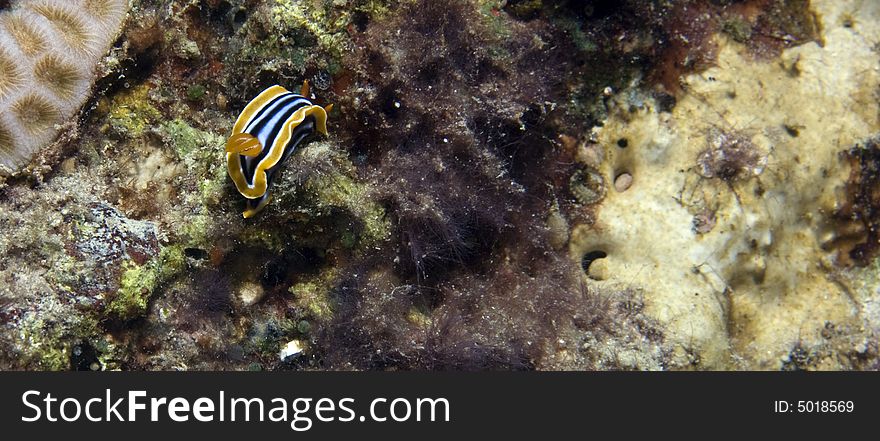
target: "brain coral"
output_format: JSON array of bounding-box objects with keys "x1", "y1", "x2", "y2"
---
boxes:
[{"x1": 0, "y1": 0, "x2": 128, "y2": 175}]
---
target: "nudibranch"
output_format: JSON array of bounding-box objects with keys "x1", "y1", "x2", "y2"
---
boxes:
[{"x1": 225, "y1": 81, "x2": 332, "y2": 218}]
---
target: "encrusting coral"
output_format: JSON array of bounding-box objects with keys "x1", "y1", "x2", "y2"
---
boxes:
[{"x1": 0, "y1": 0, "x2": 129, "y2": 175}]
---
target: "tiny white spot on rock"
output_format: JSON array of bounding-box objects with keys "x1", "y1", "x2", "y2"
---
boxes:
[
  {"x1": 614, "y1": 172, "x2": 633, "y2": 192},
  {"x1": 279, "y1": 340, "x2": 306, "y2": 361},
  {"x1": 237, "y1": 281, "x2": 265, "y2": 307}
]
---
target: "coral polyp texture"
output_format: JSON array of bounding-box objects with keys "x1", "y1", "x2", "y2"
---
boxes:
[{"x1": 0, "y1": 0, "x2": 128, "y2": 175}]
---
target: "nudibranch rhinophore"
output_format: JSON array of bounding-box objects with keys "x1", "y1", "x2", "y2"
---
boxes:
[{"x1": 225, "y1": 81, "x2": 332, "y2": 218}]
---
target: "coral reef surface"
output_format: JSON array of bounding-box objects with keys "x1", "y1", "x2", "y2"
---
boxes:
[{"x1": 0, "y1": 0, "x2": 878, "y2": 371}]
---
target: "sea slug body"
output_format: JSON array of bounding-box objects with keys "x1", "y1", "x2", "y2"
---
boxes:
[{"x1": 225, "y1": 81, "x2": 332, "y2": 218}]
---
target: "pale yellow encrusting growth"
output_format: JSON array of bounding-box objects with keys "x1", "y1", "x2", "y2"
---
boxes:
[
  {"x1": 0, "y1": 0, "x2": 130, "y2": 175},
  {"x1": 572, "y1": 0, "x2": 880, "y2": 369}
]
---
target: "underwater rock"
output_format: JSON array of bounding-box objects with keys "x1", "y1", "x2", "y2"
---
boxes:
[
  {"x1": 0, "y1": 0, "x2": 878, "y2": 372},
  {"x1": 0, "y1": 177, "x2": 162, "y2": 368},
  {"x1": 72, "y1": 202, "x2": 159, "y2": 268},
  {"x1": 831, "y1": 136, "x2": 880, "y2": 266}
]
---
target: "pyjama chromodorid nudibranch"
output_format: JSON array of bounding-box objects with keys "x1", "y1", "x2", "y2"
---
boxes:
[{"x1": 225, "y1": 82, "x2": 332, "y2": 218}]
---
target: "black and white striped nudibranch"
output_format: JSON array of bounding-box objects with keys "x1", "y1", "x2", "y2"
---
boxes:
[{"x1": 225, "y1": 81, "x2": 332, "y2": 218}]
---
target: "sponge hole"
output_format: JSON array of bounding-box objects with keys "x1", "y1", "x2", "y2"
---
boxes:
[{"x1": 581, "y1": 250, "x2": 610, "y2": 280}]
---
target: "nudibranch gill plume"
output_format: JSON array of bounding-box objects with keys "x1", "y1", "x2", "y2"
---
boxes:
[{"x1": 225, "y1": 81, "x2": 332, "y2": 218}]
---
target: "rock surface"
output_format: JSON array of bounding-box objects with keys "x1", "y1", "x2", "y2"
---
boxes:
[{"x1": 0, "y1": 0, "x2": 877, "y2": 371}]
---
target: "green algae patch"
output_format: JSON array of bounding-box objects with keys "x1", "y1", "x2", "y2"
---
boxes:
[
  {"x1": 197, "y1": 169, "x2": 227, "y2": 207},
  {"x1": 289, "y1": 268, "x2": 339, "y2": 322},
  {"x1": 107, "y1": 245, "x2": 186, "y2": 322},
  {"x1": 17, "y1": 313, "x2": 101, "y2": 371},
  {"x1": 307, "y1": 169, "x2": 390, "y2": 247},
  {"x1": 555, "y1": 16, "x2": 597, "y2": 53},
  {"x1": 262, "y1": 0, "x2": 398, "y2": 75},
  {"x1": 99, "y1": 83, "x2": 162, "y2": 139},
  {"x1": 721, "y1": 17, "x2": 753, "y2": 43},
  {"x1": 186, "y1": 84, "x2": 207, "y2": 101},
  {"x1": 406, "y1": 307, "x2": 431, "y2": 328},
  {"x1": 270, "y1": 0, "x2": 394, "y2": 60},
  {"x1": 159, "y1": 118, "x2": 227, "y2": 210},
  {"x1": 17, "y1": 327, "x2": 70, "y2": 370},
  {"x1": 505, "y1": 0, "x2": 542, "y2": 20},
  {"x1": 238, "y1": 228, "x2": 288, "y2": 253},
  {"x1": 179, "y1": 213, "x2": 215, "y2": 249},
  {"x1": 161, "y1": 118, "x2": 215, "y2": 158},
  {"x1": 269, "y1": 141, "x2": 391, "y2": 250},
  {"x1": 477, "y1": 0, "x2": 513, "y2": 39}
]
